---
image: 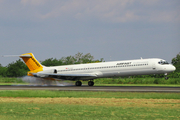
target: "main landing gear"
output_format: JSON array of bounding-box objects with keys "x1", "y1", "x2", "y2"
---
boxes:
[
  {"x1": 88, "y1": 81, "x2": 94, "y2": 86},
  {"x1": 75, "y1": 81, "x2": 82, "y2": 86},
  {"x1": 75, "y1": 80, "x2": 94, "y2": 86}
]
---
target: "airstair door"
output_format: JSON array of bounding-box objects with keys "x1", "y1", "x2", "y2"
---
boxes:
[{"x1": 152, "y1": 63, "x2": 156, "y2": 70}]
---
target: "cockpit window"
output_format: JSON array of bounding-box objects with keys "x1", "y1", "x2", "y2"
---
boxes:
[{"x1": 158, "y1": 60, "x2": 169, "y2": 65}]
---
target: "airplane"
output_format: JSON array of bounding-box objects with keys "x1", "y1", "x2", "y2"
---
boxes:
[{"x1": 4, "y1": 53, "x2": 176, "y2": 86}]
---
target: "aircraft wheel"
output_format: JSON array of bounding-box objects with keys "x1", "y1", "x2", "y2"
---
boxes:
[
  {"x1": 75, "y1": 81, "x2": 82, "y2": 86},
  {"x1": 88, "y1": 81, "x2": 94, "y2": 86}
]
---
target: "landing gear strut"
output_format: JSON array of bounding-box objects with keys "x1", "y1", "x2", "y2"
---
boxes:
[
  {"x1": 88, "y1": 81, "x2": 94, "y2": 86},
  {"x1": 75, "y1": 81, "x2": 82, "y2": 86},
  {"x1": 164, "y1": 73, "x2": 169, "y2": 80}
]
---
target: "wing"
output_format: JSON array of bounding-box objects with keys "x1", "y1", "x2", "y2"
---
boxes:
[{"x1": 32, "y1": 73, "x2": 97, "y2": 81}]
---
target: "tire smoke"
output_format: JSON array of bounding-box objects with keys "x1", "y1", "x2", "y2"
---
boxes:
[{"x1": 21, "y1": 76, "x2": 74, "y2": 86}]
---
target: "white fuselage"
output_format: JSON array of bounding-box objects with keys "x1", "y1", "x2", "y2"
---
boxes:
[{"x1": 40, "y1": 58, "x2": 176, "y2": 80}]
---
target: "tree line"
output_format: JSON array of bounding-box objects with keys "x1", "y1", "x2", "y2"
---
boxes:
[{"x1": 0, "y1": 52, "x2": 179, "y2": 78}]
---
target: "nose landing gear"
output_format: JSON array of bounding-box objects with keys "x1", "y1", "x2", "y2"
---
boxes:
[{"x1": 164, "y1": 73, "x2": 169, "y2": 80}]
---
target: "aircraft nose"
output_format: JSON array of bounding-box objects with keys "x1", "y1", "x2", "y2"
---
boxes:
[
  {"x1": 172, "y1": 66, "x2": 176, "y2": 71},
  {"x1": 164, "y1": 65, "x2": 176, "y2": 72}
]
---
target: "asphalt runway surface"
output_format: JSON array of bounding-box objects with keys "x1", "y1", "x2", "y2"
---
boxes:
[{"x1": 0, "y1": 85, "x2": 180, "y2": 92}]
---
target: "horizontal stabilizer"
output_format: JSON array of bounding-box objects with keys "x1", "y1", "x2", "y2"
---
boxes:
[
  {"x1": 2, "y1": 55, "x2": 32, "y2": 58},
  {"x1": 2, "y1": 55, "x2": 20, "y2": 57},
  {"x1": 20, "y1": 55, "x2": 32, "y2": 58}
]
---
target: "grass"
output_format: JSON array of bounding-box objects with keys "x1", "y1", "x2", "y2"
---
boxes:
[
  {"x1": 0, "y1": 102, "x2": 179, "y2": 120},
  {"x1": 0, "y1": 97, "x2": 179, "y2": 120},
  {"x1": 94, "y1": 77, "x2": 180, "y2": 84},
  {"x1": 0, "y1": 77, "x2": 180, "y2": 87},
  {"x1": 0, "y1": 77, "x2": 25, "y2": 83},
  {"x1": 0, "y1": 77, "x2": 180, "y2": 119},
  {"x1": 0, "y1": 90, "x2": 180, "y2": 99},
  {"x1": 0, "y1": 90, "x2": 180, "y2": 119}
]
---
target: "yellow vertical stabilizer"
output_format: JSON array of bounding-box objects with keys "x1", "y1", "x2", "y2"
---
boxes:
[{"x1": 20, "y1": 53, "x2": 43, "y2": 76}]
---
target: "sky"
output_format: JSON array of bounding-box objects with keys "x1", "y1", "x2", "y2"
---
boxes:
[{"x1": 0, "y1": 0, "x2": 180, "y2": 66}]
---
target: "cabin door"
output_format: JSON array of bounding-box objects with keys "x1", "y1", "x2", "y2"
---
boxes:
[{"x1": 152, "y1": 63, "x2": 156, "y2": 70}]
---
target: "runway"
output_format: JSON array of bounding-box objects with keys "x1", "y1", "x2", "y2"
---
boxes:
[{"x1": 0, "y1": 85, "x2": 180, "y2": 92}]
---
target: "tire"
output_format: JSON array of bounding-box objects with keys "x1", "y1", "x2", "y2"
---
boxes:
[
  {"x1": 88, "y1": 81, "x2": 94, "y2": 86},
  {"x1": 75, "y1": 81, "x2": 82, "y2": 86}
]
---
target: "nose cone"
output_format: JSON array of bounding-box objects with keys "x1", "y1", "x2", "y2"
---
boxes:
[
  {"x1": 172, "y1": 66, "x2": 176, "y2": 71},
  {"x1": 169, "y1": 65, "x2": 176, "y2": 72},
  {"x1": 164, "y1": 65, "x2": 176, "y2": 73}
]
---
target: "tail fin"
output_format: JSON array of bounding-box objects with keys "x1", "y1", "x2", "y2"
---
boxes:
[{"x1": 20, "y1": 53, "x2": 43, "y2": 75}]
